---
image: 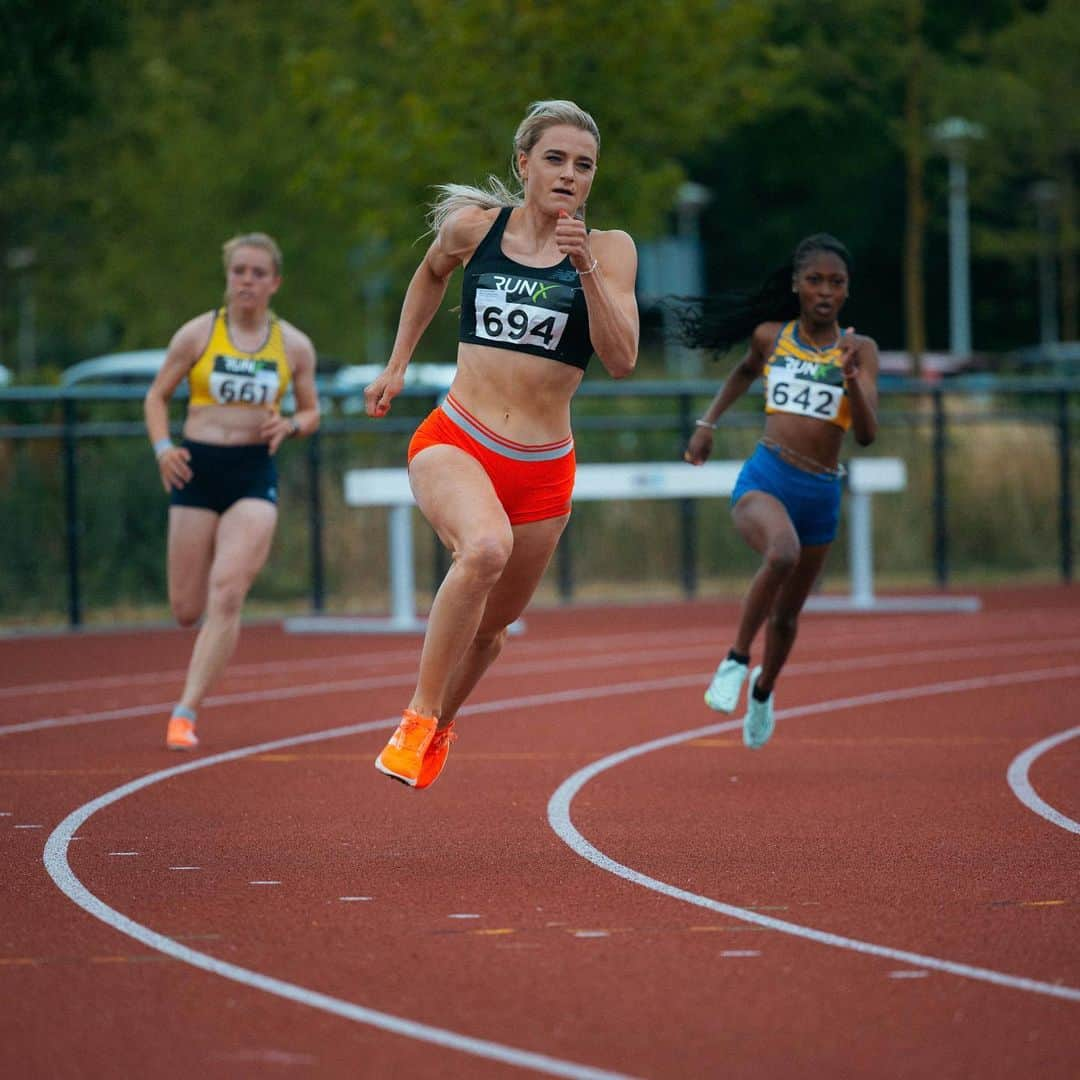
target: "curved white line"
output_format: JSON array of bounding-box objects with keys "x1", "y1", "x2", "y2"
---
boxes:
[
  {"x1": 40, "y1": 658, "x2": 1080, "y2": 1078},
  {"x1": 43, "y1": 713, "x2": 637, "y2": 1080},
  {"x1": 1006, "y1": 725, "x2": 1080, "y2": 834},
  {"x1": 547, "y1": 668, "x2": 1080, "y2": 1004}
]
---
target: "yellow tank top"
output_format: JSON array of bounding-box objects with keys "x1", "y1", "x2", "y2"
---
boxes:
[
  {"x1": 187, "y1": 308, "x2": 291, "y2": 411},
  {"x1": 763, "y1": 320, "x2": 852, "y2": 431}
]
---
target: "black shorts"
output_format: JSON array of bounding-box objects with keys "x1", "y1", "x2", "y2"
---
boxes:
[{"x1": 169, "y1": 439, "x2": 278, "y2": 514}]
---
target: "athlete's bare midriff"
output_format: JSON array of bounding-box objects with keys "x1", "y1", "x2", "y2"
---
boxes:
[
  {"x1": 451, "y1": 343, "x2": 583, "y2": 445},
  {"x1": 183, "y1": 404, "x2": 276, "y2": 446},
  {"x1": 763, "y1": 411, "x2": 846, "y2": 471}
]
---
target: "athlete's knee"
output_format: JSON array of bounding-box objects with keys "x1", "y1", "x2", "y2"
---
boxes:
[
  {"x1": 454, "y1": 532, "x2": 513, "y2": 586},
  {"x1": 171, "y1": 602, "x2": 202, "y2": 628},
  {"x1": 170, "y1": 591, "x2": 204, "y2": 627},
  {"x1": 763, "y1": 537, "x2": 800, "y2": 577},
  {"x1": 206, "y1": 574, "x2": 251, "y2": 618}
]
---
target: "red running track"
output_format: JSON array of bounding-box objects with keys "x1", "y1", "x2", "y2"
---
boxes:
[{"x1": 1, "y1": 585, "x2": 1078, "y2": 1078}]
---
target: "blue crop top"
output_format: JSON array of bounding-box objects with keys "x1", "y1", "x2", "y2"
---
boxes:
[{"x1": 459, "y1": 207, "x2": 595, "y2": 371}]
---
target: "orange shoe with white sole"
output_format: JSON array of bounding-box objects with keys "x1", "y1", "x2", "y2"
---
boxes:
[
  {"x1": 415, "y1": 721, "x2": 457, "y2": 790},
  {"x1": 165, "y1": 715, "x2": 199, "y2": 751},
  {"x1": 375, "y1": 710, "x2": 438, "y2": 786}
]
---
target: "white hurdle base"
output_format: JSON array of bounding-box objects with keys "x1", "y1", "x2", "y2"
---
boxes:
[
  {"x1": 805, "y1": 594, "x2": 981, "y2": 614},
  {"x1": 284, "y1": 614, "x2": 526, "y2": 635}
]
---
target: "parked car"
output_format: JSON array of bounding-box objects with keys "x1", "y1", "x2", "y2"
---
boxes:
[{"x1": 60, "y1": 350, "x2": 168, "y2": 386}]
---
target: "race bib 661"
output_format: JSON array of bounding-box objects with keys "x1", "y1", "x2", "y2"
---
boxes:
[{"x1": 209, "y1": 355, "x2": 281, "y2": 406}]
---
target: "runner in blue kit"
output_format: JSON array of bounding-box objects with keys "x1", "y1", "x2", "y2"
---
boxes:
[{"x1": 681, "y1": 234, "x2": 879, "y2": 748}]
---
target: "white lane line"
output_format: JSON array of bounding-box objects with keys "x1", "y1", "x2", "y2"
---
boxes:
[
  {"x1": 0, "y1": 648, "x2": 424, "y2": 700},
  {"x1": 11, "y1": 633, "x2": 1080, "y2": 737},
  {"x1": 250, "y1": 881, "x2": 281, "y2": 886},
  {"x1": 4, "y1": 608, "x2": 1060, "y2": 700},
  {"x1": 339, "y1": 896, "x2": 372, "y2": 902},
  {"x1": 40, "y1": 664, "x2": 1080, "y2": 1075},
  {"x1": 42, "y1": 712, "x2": 639, "y2": 1080},
  {"x1": 889, "y1": 970, "x2": 930, "y2": 980},
  {"x1": 547, "y1": 665, "x2": 1080, "y2": 1004},
  {"x1": 1006, "y1": 725, "x2": 1080, "y2": 834}
]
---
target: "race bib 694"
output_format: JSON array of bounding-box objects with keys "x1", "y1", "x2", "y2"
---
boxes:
[{"x1": 472, "y1": 274, "x2": 574, "y2": 353}]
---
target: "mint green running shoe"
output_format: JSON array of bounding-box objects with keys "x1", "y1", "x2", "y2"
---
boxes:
[
  {"x1": 742, "y1": 666, "x2": 775, "y2": 749},
  {"x1": 704, "y1": 657, "x2": 749, "y2": 713}
]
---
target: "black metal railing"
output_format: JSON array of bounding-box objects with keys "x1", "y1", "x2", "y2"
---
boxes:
[{"x1": 1, "y1": 376, "x2": 1076, "y2": 628}]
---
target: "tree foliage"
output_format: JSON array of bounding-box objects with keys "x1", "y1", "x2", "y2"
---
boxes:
[{"x1": 1, "y1": 0, "x2": 1074, "y2": 372}]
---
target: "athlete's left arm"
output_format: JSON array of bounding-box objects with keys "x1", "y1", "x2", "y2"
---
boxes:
[
  {"x1": 558, "y1": 217, "x2": 639, "y2": 379},
  {"x1": 262, "y1": 325, "x2": 320, "y2": 454},
  {"x1": 842, "y1": 335, "x2": 879, "y2": 446}
]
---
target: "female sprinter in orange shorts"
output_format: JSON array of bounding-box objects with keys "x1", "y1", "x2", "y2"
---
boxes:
[
  {"x1": 144, "y1": 232, "x2": 319, "y2": 750},
  {"x1": 363, "y1": 100, "x2": 639, "y2": 789},
  {"x1": 682, "y1": 233, "x2": 878, "y2": 749}
]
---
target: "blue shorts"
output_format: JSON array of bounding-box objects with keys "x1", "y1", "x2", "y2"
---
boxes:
[
  {"x1": 169, "y1": 439, "x2": 278, "y2": 515},
  {"x1": 731, "y1": 441, "x2": 842, "y2": 546}
]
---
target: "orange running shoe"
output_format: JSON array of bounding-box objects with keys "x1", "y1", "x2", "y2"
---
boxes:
[
  {"x1": 165, "y1": 715, "x2": 199, "y2": 751},
  {"x1": 375, "y1": 709, "x2": 438, "y2": 786},
  {"x1": 415, "y1": 721, "x2": 457, "y2": 790}
]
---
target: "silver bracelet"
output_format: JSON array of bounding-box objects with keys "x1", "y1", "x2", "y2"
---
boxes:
[
  {"x1": 694, "y1": 419, "x2": 717, "y2": 430},
  {"x1": 578, "y1": 258, "x2": 599, "y2": 276},
  {"x1": 153, "y1": 437, "x2": 174, "y2": 459}
]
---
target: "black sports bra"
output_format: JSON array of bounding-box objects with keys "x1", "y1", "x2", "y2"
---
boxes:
[{"x1": 459, "y1": 207, "x2": 594, "y2": 371}]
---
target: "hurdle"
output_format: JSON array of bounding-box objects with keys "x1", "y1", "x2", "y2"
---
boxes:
[{"x1": 283, "y1": 456, "x2": 978, "y2": 634}]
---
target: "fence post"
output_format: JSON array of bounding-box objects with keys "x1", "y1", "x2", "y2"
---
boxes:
[
  {"x1": 1059, "y1": 388, "x2": 1073, "y2": 583},
  {"x1": 306, "y1": 430, "x2": 325, "y2": 612},
  {"x1": 932, "y1": 386, "x2": 949, "y2": 587},
  {"x1": 62, "y1": 397, "x2": 82, "y2": 627}
]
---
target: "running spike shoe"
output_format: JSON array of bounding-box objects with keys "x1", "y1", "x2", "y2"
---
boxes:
[
  {"x1": 165, "y1": 715, "x2": 199, "y2": 751},
  {"x1": 415, "y1": 721, "x2": 457, "y2": 790},
  {"x1": 742, "y1": 666, "x2": 775, "y2": 749},
  {"x1": 704, "y1": 657, "x2": 749, "y2": 713},
  {"x1": 375, "y1": 709, "x2": 438, "y2": 786}
]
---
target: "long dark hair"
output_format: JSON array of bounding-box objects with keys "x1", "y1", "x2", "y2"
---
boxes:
[{"x1": 673, "y1": 233, "x2": 853, "y2": 354}]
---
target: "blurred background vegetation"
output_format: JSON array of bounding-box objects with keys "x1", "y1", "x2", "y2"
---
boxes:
[{"x1": 1, "y1": 0, "x2": 1076, "y2": 375}]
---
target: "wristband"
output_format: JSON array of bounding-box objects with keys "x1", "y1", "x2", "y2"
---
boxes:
[
  {"x1": 578, "y1": 258, "x2": 599, "y2": 276},
  {"x1": 288, "y1": 419, "x2": 301, "y2": 437},
  {"x1": 153, "y1": 438, "x2": 174, "y2": 459},
  {"x1": 694, "y1": 419, "x2": 717, "y2": 430}
]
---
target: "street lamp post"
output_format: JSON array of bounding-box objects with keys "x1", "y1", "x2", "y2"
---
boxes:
[
  {"x1": 5, "y1": 246, "x2": 37, "y2": 377},
  {"x1": 669, "y1": 181, "x2": 711, "y2": 377},
  {"x1": 1030, "y1": 180, "x2": 1060, "y2": 348},
  {"x1": 930, "y1": 117, "x2": 984, "y2": 360}
]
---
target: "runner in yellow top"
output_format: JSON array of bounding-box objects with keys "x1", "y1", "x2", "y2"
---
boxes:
[
  {"x1": 143, "y1": 232, "x2": 319, "y2": 751},
  {"x1": 185, "y1": 306, "x2": 292, "y2": 410},
  {"x1": 681, "y1": 233, "x2": 879, "y2": 749}
]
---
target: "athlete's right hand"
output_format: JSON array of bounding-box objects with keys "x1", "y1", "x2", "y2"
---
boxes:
[
  {"x1": 157, "y1": 446, "x2": 192, "y2": 492},
  {"x1": 683, "y1": 426, "x2": 714, "y2": 467},
  {"x1": 363, "y1": 368, "x2": 405, "y2": 418}
]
